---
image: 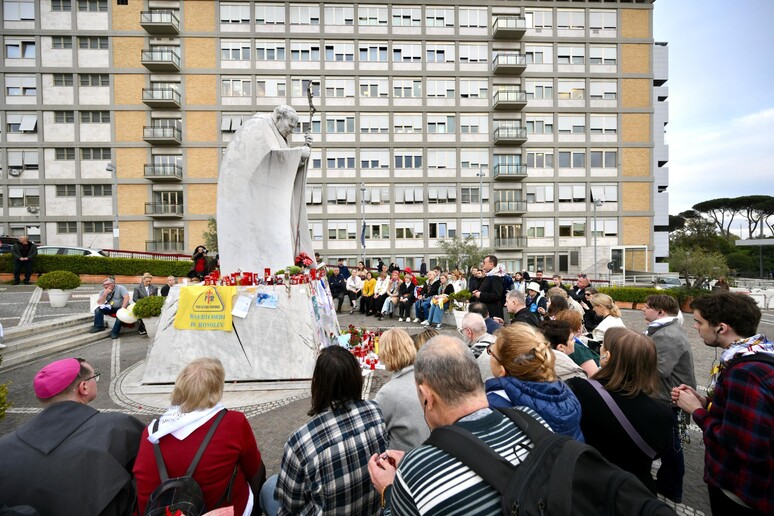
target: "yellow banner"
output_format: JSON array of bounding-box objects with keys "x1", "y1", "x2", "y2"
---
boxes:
[{"x1": 174, "y1": 285, "x2": 236, "y2": 331}]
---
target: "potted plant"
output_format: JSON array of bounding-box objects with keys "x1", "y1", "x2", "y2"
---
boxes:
[
  {"x1": 132, "y1": 295, "x2": 166, "y2": 339},
  {"x1": 36, "y1": 271, "x2": 81, "y2": 308},
  {"x1": 449, "y1": 289, "x2": 472, "y2": 329}
]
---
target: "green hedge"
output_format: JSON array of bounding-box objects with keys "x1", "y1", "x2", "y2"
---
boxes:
[
  {"x1": 597, "y1": 286, "x2": 710, "y2": 304},
  {"x1": 0, "y1": 254, "x2": 190, "y2": 277}
]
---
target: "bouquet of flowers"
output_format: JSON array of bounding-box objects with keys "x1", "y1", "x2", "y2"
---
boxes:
[{"x1": 295, "y1": 252, "x2": 313, "y2": 268}]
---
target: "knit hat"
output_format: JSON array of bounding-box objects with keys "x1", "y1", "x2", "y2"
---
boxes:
[
  {"x1": 34, "y1": 358, "x2": 81, "y2": 399},
  {"x1": 526, "y1": 282, "x2": 542, "y2": 293}
]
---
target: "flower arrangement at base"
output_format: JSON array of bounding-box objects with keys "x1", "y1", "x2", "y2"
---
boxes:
[
  {"x1": 334, "y1": 325, "x2": 384, "y2": 369},
  {"x1": 294, "y1": 252, "x2": 313, "y2": 268}
]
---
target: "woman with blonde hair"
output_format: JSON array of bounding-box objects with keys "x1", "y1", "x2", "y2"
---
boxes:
[
  {"x1": 374, "y1": 328, "x2": 431, "y2": 450},
  {"x1": 134, "y1": 358, "x2": 265, "y2": 515},
  {"x1": 589, "y1": 293, "x2": 625, "y2": 347},
  {"x1": 412, "y1": 327, "x2": 439, "y2": 351},
  {"x1": 485, "y1": 323, "x2": 584, "y2": 440},
  {"x1": 567, "y1": 328, "x2": 672, "y2": 493}
]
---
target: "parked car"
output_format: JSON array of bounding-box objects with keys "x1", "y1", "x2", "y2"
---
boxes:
[
  {"x1": 37, "y1": 246, "x2": 107, "y2": 257},
  {"x1": 654, "y1": 277, "x2": 682, "y2": 290},
  {"x1": 0, "y1": 236, "x2": 19, "y2": 254}
]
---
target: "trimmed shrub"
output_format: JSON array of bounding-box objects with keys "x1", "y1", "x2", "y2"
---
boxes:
[
  {"x1": 0, "y1": 254, "x2": 190, "y2": 277},
  {"x1": 36, "y1": 270, "x2": 82, "y2": 290},
  {"x1": 132, "y1": 295, "x2": 165, "y2": 319}
]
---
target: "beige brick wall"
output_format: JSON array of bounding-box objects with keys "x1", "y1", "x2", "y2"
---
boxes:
[
  {"x1": 622, "y1": 217, "x2": 652, "y2": 246},
  {"x1": 118, "y1": 221, "x2": 149, "y2": 252},
  {"x1": 622, "y1": 182, "x2": 651, "y2": 211},
  {"x1": 112, "y1": 37, "x2": 144, "y2": 69},
  {"x1": 115, "y1": 111, "x2": 146, "y2": 143},
  {"x1": 186, "y1": 112, "x2": 217, "y2": 143},
  {"x1": 112, "y1": 1, "x2": 143, "y2": 31},
  {"x1": 187, "y1": 184, "x2": 218, "y2": 215},
  {"x1": 113, "y1": 74, "x2": 145, "y2": 106},
  {"x1": 183, "y1": 1, "x2": 215, "y2": 32},
  {"x1": 622, "y1": 148, "x2": 651, "y2": 177},
  {"x1": 115, "y1": 148, "x2": 147, "y2": 179},
  {"x1": 184, "y1": 38, "x2": 216, "y2": 69},
  {"x1": 625, "y1": 248, "x2": 648, "y2": 271},
  {"x1": 187, "y1": 148, "x2": 220, "y2": 178},
  {"x1": 622, "y1": 44, "x2": 651, "y2": 74},
  {"x1": 622, "y1": 79, "x2": 651, "y2": 109},
  {"x1": 620, "y1": 9, "x2": 651, "y2": 39},
  {"x1": 118, "y1": 185, "x2": 148, "y2": 216},
  {"x1": 622, "y1": 113, "x2": 651, "y2": 143},
  {"x1": 185, "y1": 75, "x2": 217, "y2": 105},
  {"x1": 187, "y1": 220, "x2": 210, "y2": 248}
]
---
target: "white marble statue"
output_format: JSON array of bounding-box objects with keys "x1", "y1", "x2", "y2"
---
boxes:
[{"x1": 217, "y1": 105, "x2": 315, "y2": 275}]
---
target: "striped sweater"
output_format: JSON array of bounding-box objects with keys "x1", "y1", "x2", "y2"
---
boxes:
[{"x1": 385, "y1": 407, "x2": 545, "y2": 515}]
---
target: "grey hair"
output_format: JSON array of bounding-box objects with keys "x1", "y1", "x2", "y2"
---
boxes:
[
  {"x1": 506, "y1": 289, "x2": 526, "y2": 304},
  {"x1": 462, "y1": 312, "x2": 486, "y2": 335},
  {"x1": 103, "y1": 277, "x2": 115, "y2": 284},
  {"x1": 272, "y1": 104, "x2": 298, "y2": 123},
  {"x1": 414, "y1": 335, "x2": 484, "y2": 406}
]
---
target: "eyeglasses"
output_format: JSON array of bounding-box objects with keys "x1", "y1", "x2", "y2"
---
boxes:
[
  {"x1": 486, "y1": 343, "x2": 502, "y2": 363},
  {"x1": 584, "y1": 293, "x2": 593, "y2": 297},
  {"x1": 83, "y1": 372, "x2": 100, "y2": 383},
  {"x1": 458, "y1": 327, "x2": 469, "y2": 335}
]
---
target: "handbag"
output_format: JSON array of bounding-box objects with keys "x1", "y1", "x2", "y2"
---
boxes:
[{"x1": 586, "y1": 379, "x2": 657, "y2": 459}]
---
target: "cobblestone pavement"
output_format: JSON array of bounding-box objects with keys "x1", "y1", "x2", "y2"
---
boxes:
[{"x1": 4, "y1": 284, "x2": 774, "y2": 515}]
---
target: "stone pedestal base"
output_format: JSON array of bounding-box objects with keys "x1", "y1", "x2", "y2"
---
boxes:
[{"x1": 142, "y1": 284, "x2": 339, "y2": 384}]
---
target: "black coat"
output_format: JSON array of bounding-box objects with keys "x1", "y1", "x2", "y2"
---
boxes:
[{"x1": 477, "y1": 275, "x2": 504, "y2": 319}]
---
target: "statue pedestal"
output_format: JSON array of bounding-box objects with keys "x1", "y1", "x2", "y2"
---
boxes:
[{"x1": 142, "y1": 283, "x2": 339, "y2": 384}]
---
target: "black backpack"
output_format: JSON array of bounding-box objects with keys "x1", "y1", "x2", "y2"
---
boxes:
[
  {"x1": 145, "y1": 409, "x2": 234, "y2": 516},
  {"x1": 425, "y1": 408, "x2": 676, "y2": 516}
]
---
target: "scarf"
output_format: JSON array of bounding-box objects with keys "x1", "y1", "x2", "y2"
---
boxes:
[
  {"x1": 707, "y1": 334, "x2": 774, "y2": 400},
  {"x1": 486, "y1": 265, "x2": 506, "y2": 277},
  {"x1": 147, "y1": 402, "x2": 225, "y2": 444}
]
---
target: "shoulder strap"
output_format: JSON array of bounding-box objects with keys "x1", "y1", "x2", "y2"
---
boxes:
[
  {"x1": 586, "y1": 379, "x2": 657, "y2": 459},
  {"x1": 151, "y1": 409, "x2": 228, "y2": 482}
]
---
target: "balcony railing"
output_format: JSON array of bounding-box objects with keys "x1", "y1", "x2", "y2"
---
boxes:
[
  {"x1": 494, "y1": 201, "x2": 528, "y2": 214},
  {"x1": 494, "y1": 237, "x2": 528, "y2": 249},
  {"x1": 146, "y1": 241, "x2": 186, "y2": 253},
  {"x1": 493, "y1": 126, "x2": 527, "y2": 145},
  {"x1": 145, "y1": 203, "x2": 184, "y2": 217},
  {"x1": 493, "y1": 89, "x2": 527, "y2": 110},
  {"x1": 144, "y1": 164, "x2": 183, "y2": 181},
  {"x1": 141, "y1": 49, "x2": 181, "y2": 71},
  {"x1": 143, "y1": 125, "x2": 182, "y2": 145},
  {"x1": 140, "y1": 10, "x2": 180, "y2": 34},
  {"x1": 493, "y1": 53, "x2": 527, "y2": 74},
  {"x1": 142, "y1": 88, "x2": 181, "y2": 108},
  {"x1": 492, "y1": 16, "x2": 527, "y2": 39},
  {"x1": 493, "y1": 164, "x2": 528, "y2": 179}
]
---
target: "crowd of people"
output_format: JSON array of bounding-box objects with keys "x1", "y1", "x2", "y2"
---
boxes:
[{"x1": 1, "y1": 254, "x2": 772, "y2": 515}]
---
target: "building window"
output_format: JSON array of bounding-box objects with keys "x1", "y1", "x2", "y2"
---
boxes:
[
  {"x1": 57, "y1": 222, "x2": 78, "y2": 233},
  {"x1": 425, "y1": 8, "x2": 453, "y2": 27},
  {"x1": 7, "y1": 150, "x2": 38, "y2": 171},
  {"x1": 255, "y1": 41, "x2": 286, "y2": 61},
  {"x1": 328, "y1": 221, "x2": 356, "y2": 240},
  {"x1": 526, "y1": 185, "x2": 554, "y2": 204},
  {"x1": 460, "y1": 79, "x2": 487, "y2": 99},
  {"x1": 558, "y1": 80, "x2": 585, "y2": 100},
  {"x1": 84, "y1": 221, "x2": 113, "y2": 233},
  {"x1": 525, "y1": 80, "x2": 553, "y2": 100},
  {"x1": 291, "y1": 78, "x2": 320, "y2": 97},
  {"x1": 557, "y1": 45, "x2": 585, "y2": 65},
  {"x1": 326, "y1": 151, "x2": 356, "y2": 169},
  {"x1": 590, "y1": 45, "x2": 617, "y2": 65},
  {"x1": 358, "y1": 6, "x2": 386, "y2": 26},
  {"x1": 460, "y1": 115, "x2": 487, "y2": 134},
  {"x1": 429, "y1": 221, "x2": 456, "y2": 239},
  {"x1": 426, "y1": 43, "x2": 455, "y2": 63},
  {"x1": 221, "y1": 113, "x2": 251, "y2": 133},
  {"x1": 56, "y1": 185, "x2": 76, "y2": 197},
  {"x1": 5, "y1": 75, "x2": 36, "y2": 96},
  {"x1": 255, "y1": 4, "x2": 284, "y2": 25},
  {"x1": 360, "y1": 149, "x2": 389, "y2": 169},
  {"x1": 590, "y1": 115, "x2": 617, "y2": 135},
  {"x1": 394, "y1": 185, "x2": 424, "y2": 204},
  {"x1": 590, "y1": 80, "x2": 617, "y2": 100},
  {"x1": 79, "y1": 74, "x2": 109, "y2": 86},
  {"x1": 592, "y1": 219, "x2": 618, "y2": 237},
  {"x1": 526, "y1": 115, "x2": 554, "y2": 135},
  {"x1": 558, "y1": 150, "x2": 586, "y2": 168},
  {"x1": 53, "y1": 73, "x2": 73, "y2": 87},
  {"x1": 362, "y1": 185, "x2": 390, "y2": 204},
  {"x1": 308, "y1": 221, "x2": 323, "y2": 241},
  {"x1": 525, "y1": 10, "x2": 553, "y2": 30},
  {"x1": 221, "y1": 77, "x2": 252, "y2": 97},
  {"x1": 360, "y1": 113, "x2": 388, "y2": 134},
  {"x1": 364, "y1": 221, "x2": 390, "y2": 239},
  {"x1": 392, "y1": 8, "x2": 420, "y2": 27},
  {"x1": 78, "y1": 0, "x2": 106, "y2": 12},
  {"x1": 52, "y1": 36, "x2": 72, "y2": 49},
  {"x1": 459, "y1": 8, "x2": 487, "y2": 28},
  {"x1": 526, "y1": 151, "x2": 554, "y2": 169},
  {"x1": 5, "y1": 40, "x2": 35, "y2": 58},
  {"x1": 80, "y1": 111, "x2": 110, "y2": 123},
  {"x1": 325, "y1": 43, "x2": 354, "y2": 62},
  {"x1": 525, "y1": 44, "x2": 553, "y2": 64},
  {"x1": 77, "y1": 36, "x2": 108, "y2": 49},
  {"x1": 427, "y1": 184, "x2": 457, "y2": 204},
  {"x1": 290, "y1": 42, "x2": 320, "y2": 61},
  {"x1": 460, "y1": 149, "x2": 488, "y2": 169},
  {"x1": 359, "y1": 44, "x2": 388, "y2": 62},
  {"x1": 590, "y1": 184, "x2": 618, "y2": 202},
  {"x1": 526, "y1": 219, "x2": 554, "y2": 238},
  {"x1": 325, "y1": 6, "x2": 353, "y2": 25},
  {"x1": 220, "y1": 3, "x2": 250, "y2": 24},
  {"x1": 305, "y1": 185, "x2": 322, "y2": 205},
  {"x1": 5, "y1": 113, "x2": 37, "y2": 133},
  {"x1": 82, "y1": 184, "x2": 112, "y2": 196},
  {"x1": 590, "y1": 150, "x2": 618, "y2": 169},
  {"x1": 559, "y1": 219, "x2": 586, "y2": 237},
  {"x1": 461, "y1": 220, "x2": 488, "y2": 239},
  {"x1": 55, "y1": 148, "x2": 75, "y2": 160},
  {"x1": 395, "y1": 220, "x2": 424, "y2": 239},
  {"x1": 556, "y1": 10, "x2": 584, "y2": 30},
  {"x1": 51, "y1": 0, "x2": 72, "y2": 12},
  {"x1": 558, "y1": 185, "x2": 587, "y2": 204},
  {"x1": 426, "y1": 79, "x2": 455, "y2": 98},
  {"x1": 393, "y1": 114, "x2": 422, "y2": 134},
  {"x1": 393, "y1": 43, "x2": 422, "y2": 63},
  {"x1": 221, "y1": 40, "x2": 251, "y2": 61},
  {"x1": 459, "y1": 44, "x2": 487, "y2": 63},
  {"x1": 290, "y1": 5, "x2": 320, "y2": 25},
  {"x1": 393, "y1": 79, "x2": 421, "y2": 98},
  {"x1": 461, "y1": 186, "x2": 489, "y2": 204},
  {"x1": 394, "y1": 150, "x2": 423, "y2": 169},
  {"x1": 298, "y1": 116, "x2": 320, "y2": 134},
  {"x1": 558, "y1": 115, "x2": 586, "y2": 134},
  {"x1": 81, "y1": 148, "x2": 111, "y2": 160},
  {"x1": 326, "y1": 184, "x2": 356, "y2": 204},
  {"x1": 427, "y1": 149, "x2": 455, "y2": 169},
  {"x1": 590, "y1": 10, "x2": 617, "y2": 31},
  {"x1": 427, "y1": 115, "x2": 455, "y2": 134},
  {"x1": 359, "y1": 77, "x2": 388, "y2": 97},
  {"x1": 256, "y1": 78, "x2": 285, "y2": 97},
  {"x1": 54, "y1": 111, "x2": 74, "y2": 123},
  {"x1": 3, "y1": 1, "x2": 35, "y2": 21},
  {"x1": 325, "y1": 115, "x2": 355, "y2": 134}
]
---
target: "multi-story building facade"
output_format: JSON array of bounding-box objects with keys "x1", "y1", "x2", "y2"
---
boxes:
[{"x1": 0, "y1": 0, "x2": 668, "y2": 275}]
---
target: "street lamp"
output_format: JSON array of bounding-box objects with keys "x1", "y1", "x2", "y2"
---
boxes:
[
  {"x1": 360, "y1": 181, "x2": 366, "y2": 265},
  {"x1": 477, "y1": 164, "x2": 486, "y2": 248},
  {"x1": 593, "y1": 197, "x2": 604, "y2": 279},
  {"x1": 105, "y1": 163, "x2": 119, "y2": 248}
]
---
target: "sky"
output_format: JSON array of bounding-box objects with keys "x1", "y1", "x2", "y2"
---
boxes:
[{"x1": 653, "y1": 0, "x2": 774, "y2": 216}]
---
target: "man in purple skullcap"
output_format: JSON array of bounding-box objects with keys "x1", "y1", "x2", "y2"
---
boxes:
[{"x1": 0, "y1": 358, "x2": 144, "y2": 515}]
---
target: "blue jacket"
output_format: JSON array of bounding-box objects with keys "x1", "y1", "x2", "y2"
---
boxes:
[{"x1": 485, "y1": 376, "x2": 584, "y2": 441}]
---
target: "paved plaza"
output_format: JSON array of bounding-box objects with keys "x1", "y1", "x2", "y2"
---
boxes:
[{"x1": 3, "y1": 283, "x2": 773, "y2": 515}]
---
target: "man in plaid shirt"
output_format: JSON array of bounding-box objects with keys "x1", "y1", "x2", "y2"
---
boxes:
[{"x1": 674, "y1": 292, "x2": 774, "y2": 515}]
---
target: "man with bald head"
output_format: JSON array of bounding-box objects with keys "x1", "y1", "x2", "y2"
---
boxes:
[
  {"x1": 0, "y1": 357, "x2": 144, "y2": 515},
  {"x1": 368, "y1": 335, "x2": 545, "y2": 514}
]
